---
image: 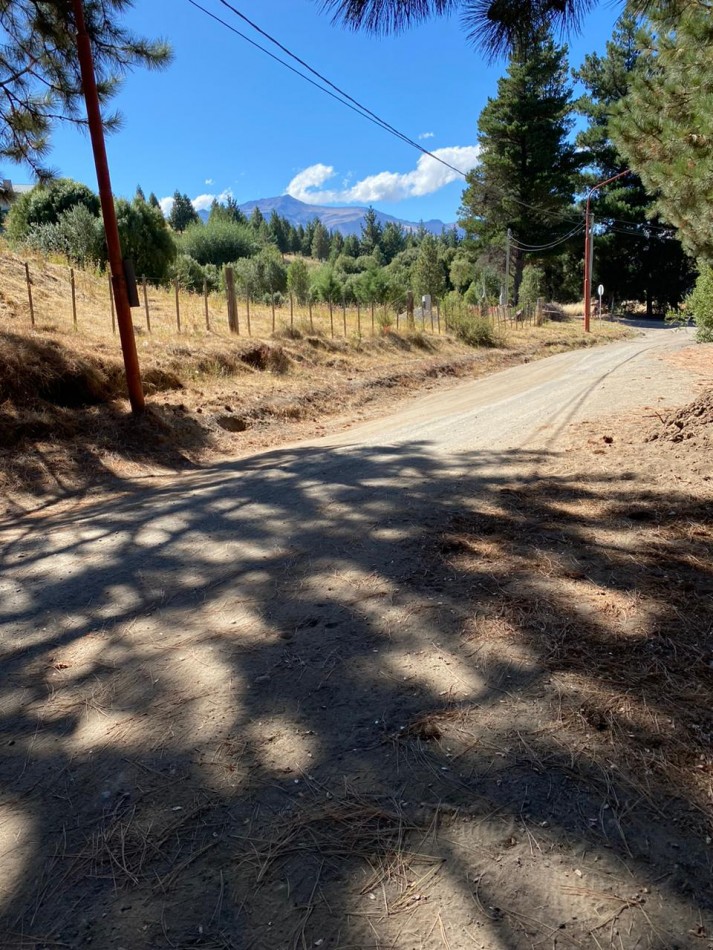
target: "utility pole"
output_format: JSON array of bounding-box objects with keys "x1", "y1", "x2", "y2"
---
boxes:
[
  {"x1": 72, "y1": 0, "x2": 145, "y2": 413},
  {"x1": 503, "y1": 228, "x2": 512, "y2": 308},
  {"x1": 583, "y1": 170, "x2": 629, "y2": 333}
]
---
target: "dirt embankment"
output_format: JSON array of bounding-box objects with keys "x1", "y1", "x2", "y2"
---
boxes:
[{"x1": 0, "y1": 317, "x2": 631, "y2": 500}]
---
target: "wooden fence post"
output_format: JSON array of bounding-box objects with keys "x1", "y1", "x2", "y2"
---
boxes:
[
  {"x1": 24, "y1": 262, "x2": 35, "y2": 326},
  {"x1": 174, "y1": 278, "x2": 181, "y2": 333},
  {"x1": 225, "y1": 266, "x2": 238, "y2": 334},
  {"x1": 204, "y1": 279, "x2": 210, "y2": 331},
  {"x1": 142, "y1": 276, "x2": 151, "y2": 334},
  {"x1": 109, "y1": 272, "x2": 115, "y2": 334},
  {"x1": 70, "y1": 268, "x2": 77, "y2": 330}
]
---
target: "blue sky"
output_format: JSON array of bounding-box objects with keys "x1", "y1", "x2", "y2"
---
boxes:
[{"x1": 8, "y1": 0, "x2": 621, "y2": 223}]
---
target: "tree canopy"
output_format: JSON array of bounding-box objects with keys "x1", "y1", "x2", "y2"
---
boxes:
[
  {"x1": 0, "y1": 0, "x2": 171, "y2": 178},
  {"x1": 574, "y1": 12, "x2": 693, "y2": 313},
  {"x1": 459, "y1": 28, "x2": 582, "y2": 301},
  {"x1": 611, "y1": 1, "x2": 713, "y2": 263},
  {"x1": 318, "y1": 0, "x2": 676, "y2": 58}
]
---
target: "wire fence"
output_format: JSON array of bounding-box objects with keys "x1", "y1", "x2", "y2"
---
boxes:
[{"x1": 1, "y1": 255, "x2": 545, "y2": 342}]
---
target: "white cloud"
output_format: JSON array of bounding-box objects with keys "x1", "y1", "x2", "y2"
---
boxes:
[
  {"x1": 418, "y1": 131, "x2": 435, "y2": 140},
  {"x1": 205, "y1": 178, "x2": 214, "y2": 185},
  {"x1": 285, "y1": 146, "x2": 480, "y2": 205},
  {"x1": 158, "y1": 189, "x2": 234, "y2": 217},
  {"x1": 191, "y1": 188, "x2": 233, "y2": 212}
]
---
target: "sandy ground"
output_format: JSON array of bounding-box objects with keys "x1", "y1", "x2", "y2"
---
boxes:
[{"x1": 1, "y1": 325, "x2": 712, "y2": 950}]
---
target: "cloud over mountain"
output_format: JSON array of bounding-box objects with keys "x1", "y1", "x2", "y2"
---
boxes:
[{"x1": 285, "y1": 146, "x2": 480, "y2": 205}]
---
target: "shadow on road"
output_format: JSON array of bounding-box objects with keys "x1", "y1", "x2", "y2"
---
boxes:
[{"x1": 0, "y1": 440, "x2": 711, "y2": 948}]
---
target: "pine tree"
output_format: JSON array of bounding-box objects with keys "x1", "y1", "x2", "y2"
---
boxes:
[
  {"x1": 135, "y1": 185, "x2": 146, "y2": 202},
  {"x1": 148, "y1": 192, "x2": 160, "y2": 209},
  {"x1": 268, "y1": 210, "x2": 289, "y2": 253},
  {"x1": 575, "y1": 12, "x2": 693, "y2": 313},
  {"x1": 168, "y1": 191, "x2": 199, "y2": 232},
  {"x1": 381, "y1": 221, "x2": 406, "y2": 262},
  {"x1": 249, "y1": 206, "x2": 265, "y2": 230},
  {"x1": 311, "y1": 221, "x2": 331, "y2": 261},
  {"x1": 459, "y1": 28, "x2": 581, "y2": 301},
  {"x1": 612, "y1": 2, "x2": 713, "y2": 263},
  {"x1": 0, "y1": 2, "x2": 170, "y2": 178},
  {"x1": 360, "y1": 207, "x2": 383, "y2": 255},
  {"x1": 343, "y1": 234, "x2": 361, "y2": 258},
  {"x1": 320, "y1": 0, "x2": 603, "y2": 60},
  {"x1": 413, "y1": 234, "x2": 446, "y2": 299}
]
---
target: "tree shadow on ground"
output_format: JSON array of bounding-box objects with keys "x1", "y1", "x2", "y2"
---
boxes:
[{"x1": 0, "y1": 439, "x2": 711, "y2": 948}]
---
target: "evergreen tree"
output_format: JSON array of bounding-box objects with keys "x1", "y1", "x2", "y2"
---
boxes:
[
  {"x1": 135, "y1": 185, "x2": 146, "y2": 202},
  {"x1": 330, "y1": 231, "x2": 345, "y2": 259},
  {"x1": 459, "y1": 28, "x2": 581, "y2": 301},
  {"x1": 287, "y1": 258, "x2": 311, "y2": 303},
  {"x1": 287, "y1": 225, "x2": 301, "y2": 253},
  {"x1": 268, "y1": 210, "x2": 289, "y2": 253},
  {"x1": 169, "y1": 191, "x2": 199, "y2": 232},
  {"x1": 311, "y1": 221, "x2": 331, "y2": 260},
  {"x1": 360, "y1": 206, "x2": 383, "y2": 255},
  {"x1": 612, "y1": 1, "x2": 713, "y2": 263},
  {"x1": 0, "y1": 2, "x2": 170, "y2": 178},
  {"x1": 302, "y1": 220, "x2": 317, "y2": 256},
  {"x1": 225, "y1": 196, "x2": 247, "y2": 224},
  {"x1": 148, "y1": 192, "x2": 160, "y2": 209},
  {"x1": 343, "y1": 233, "x2": 361, "y2": 258},
  {"x1": 575, "y1": 12, "x2": 693, "y2": 313},
  {"x1": 380, "y1": 221, "x2": 406, "y2": 262},
  {"x1": 249, "y1": 206, "x2": 265, "y2": 230},
  {"x1": 413, "y1": 234, "x2": 446, "y2": 299},
  {"x1": 320, "y1": 0, "x2": 605, "y2": 60}
]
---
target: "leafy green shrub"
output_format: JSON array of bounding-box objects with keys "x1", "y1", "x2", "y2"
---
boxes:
[
  {"x1": 5, "y1": 178, "x2": 100, "y2": 244},
  {"x1": 116, "y1": 197, "x2": 176, "y2": 280},
  {"x1": 253, "y1": 246, "x2": 287, "y2": 296},
  {"x1": 683, "y1": 264, "x2": 713, "y2": 342},
  {"x1": 170, "y1": 253, "x2": 206, "y2": 292},
  {"x1": 180, "y1": 219, "x2": 255, "y2": 267},
  {"x1": 25, "y1": 204, "x2": 105, "y2": 267},
  {"x1": 311, "y1": 264, "x2": 343, "y2": 303},
  {"x1": 450, "y1": 312, "x2": 501, "y2": 348}
]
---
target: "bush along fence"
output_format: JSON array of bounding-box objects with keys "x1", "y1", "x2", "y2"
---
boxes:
[{"x1": 11, "y1": 258, "x2": 545, "y2": 341}]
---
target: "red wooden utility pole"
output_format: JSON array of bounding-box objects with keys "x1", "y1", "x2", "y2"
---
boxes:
[
  {"x1": 72, "y1": 0, "x2": 145, "y2": 412},
  {"x1": 583, "y1": 170, "x2": 629, "y2": 333}
]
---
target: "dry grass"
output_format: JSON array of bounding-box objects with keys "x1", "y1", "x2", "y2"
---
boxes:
[{"x1": 0, "y1": 242, "x2": 634, "y2": 498}]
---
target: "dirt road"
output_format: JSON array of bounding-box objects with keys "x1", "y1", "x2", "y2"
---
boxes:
[{"x1": 2, "y1": 326, "x2": 711, "y2": 950}]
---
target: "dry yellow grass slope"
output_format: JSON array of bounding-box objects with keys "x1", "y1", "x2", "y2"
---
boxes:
[{"x1": 0, "y1": 243, "x2": 632, "y2": 499}]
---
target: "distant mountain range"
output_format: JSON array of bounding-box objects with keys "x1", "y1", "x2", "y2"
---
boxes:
[{"x1": 198, "y1": 194, "x2": 455, "y2": 237}]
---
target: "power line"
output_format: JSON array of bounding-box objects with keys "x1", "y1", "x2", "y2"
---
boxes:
[
  {"x1": 510, "y1": 223, "x2": 584, "y2": 251},
  {"x1": 185, "y1": 0, "x2": 466, "y2": 179},
  {"x1": 186, "y1": 0, "x2": 586, "y2": 227}
]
